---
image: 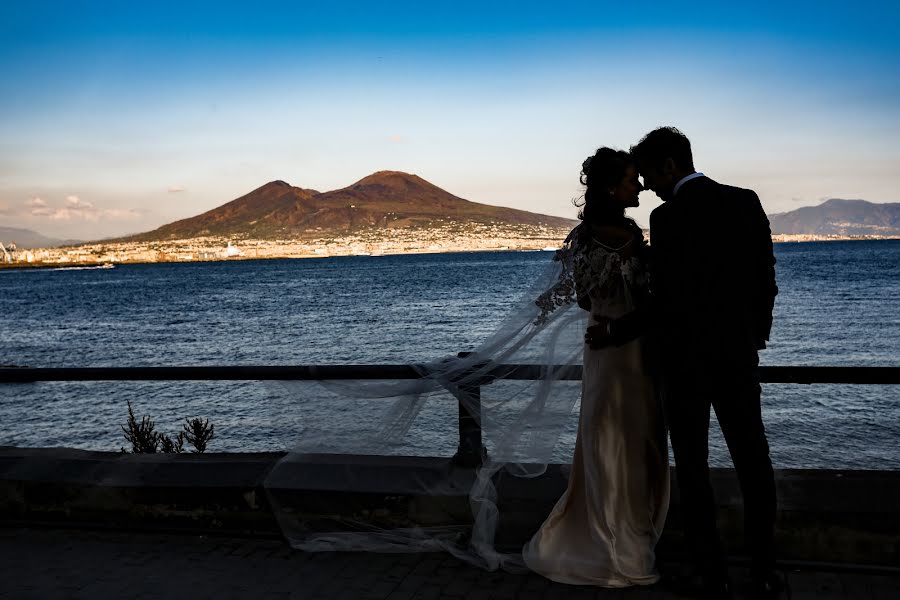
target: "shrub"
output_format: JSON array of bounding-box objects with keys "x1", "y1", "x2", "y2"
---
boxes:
[
  {"x1": 121, "y1": 401, "x2": 213, "y2": 454},
  {"x1": 182, "y1": 417, "x2": 215, "y2": 453}
]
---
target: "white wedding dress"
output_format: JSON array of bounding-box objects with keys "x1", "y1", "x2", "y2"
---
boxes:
[
  {"x1": 265, "y1": 225, "x2": 667, "y2": 574},
  {"x1": 522, "y1": 235, "x2": 670, "y2": 587}
]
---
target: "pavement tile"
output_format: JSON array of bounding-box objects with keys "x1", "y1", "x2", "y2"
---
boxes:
[
  {"x1": 440, "y1": 576, "x2": 472, "y2": 597},
  {"x1": 410, "y1": 584, "x2": 444, "y2": 600},
  {"x1": 463, "y1": 590, "x2": 496, "y2": 600},
  {"x1": 395, "y1": 573, "x2": 432, "y2": 589},
  {"x1": 384, "y1": 592, "x2": 416, "y2": 600},
  {"x1": 362, "y1": 580, "x2": 401, "y2": 598},
  {"x1": 1, "y1": 527, "x2": 896, "y2": 600}
]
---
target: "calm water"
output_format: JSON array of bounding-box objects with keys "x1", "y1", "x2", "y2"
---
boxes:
[{"x1": 2, "y1": 240, "x2": 899, "y2": 468}]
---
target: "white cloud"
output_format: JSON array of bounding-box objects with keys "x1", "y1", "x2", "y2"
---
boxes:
[
  {"x1": 168, "y1": 185, "x2": 185, "y2": 193},
  {"x1": 26, "y1": 195, "x2": 139, "y2": 222},
  {"x1": 387, "y1": 134, "x2": 406, "y2": 143},
  {"x1": 49, "y1": 207, "x2": 98, "y2": 221},
  {"x1": 65, "y1": 195, "x2": 94, "y2": 208},
  {"x1": 28, "y1": 196, "x2": 53, "y2": 217}
]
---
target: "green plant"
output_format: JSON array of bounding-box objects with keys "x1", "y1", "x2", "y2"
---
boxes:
[
  {"x1": 182, "y1": 417, "x2": 214, "y2": 453},
  {"x1": 159, "y1": 431, "x2": 186, "y2": 453},
  {"x1": 121, "y1": 400, "x2": 164, "y2": 453},
  {"x1": 121, "y1": 401, "x2": 212, "y2": 454}
]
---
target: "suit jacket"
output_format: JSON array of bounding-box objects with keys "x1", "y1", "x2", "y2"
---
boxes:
[{"x1": 648, "y1": 176, "x2": 777, "y2": 369}]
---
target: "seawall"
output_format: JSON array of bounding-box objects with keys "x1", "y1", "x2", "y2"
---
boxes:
[{"x1": 0, "y1": 447, "x2": 897, "y2": 567}]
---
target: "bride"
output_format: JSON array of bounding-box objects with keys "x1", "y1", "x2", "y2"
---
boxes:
[
  {"x1": 265, "y1": 147, "x2": 669, "y2": 581},
  {"x1": 523, "y1": 147, "x2": 670, "y2": 586}
]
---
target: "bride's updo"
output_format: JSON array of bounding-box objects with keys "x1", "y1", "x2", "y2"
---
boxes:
[{"x1": 577, "y1": 147, "x2": 639, "y2": 233}]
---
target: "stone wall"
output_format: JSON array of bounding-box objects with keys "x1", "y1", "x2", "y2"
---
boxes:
[{"x1": 0, "y1": 447, "x2": 896, "y2": 566}]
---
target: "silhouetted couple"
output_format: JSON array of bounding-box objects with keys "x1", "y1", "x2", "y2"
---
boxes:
[{"x1": 524, "y1": 127, "x2": 783, "y2": 599}]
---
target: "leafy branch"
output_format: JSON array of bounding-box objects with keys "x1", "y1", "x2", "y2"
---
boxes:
[{"x1": 182, "y1": 417, "x2": 214, "y2": 453}]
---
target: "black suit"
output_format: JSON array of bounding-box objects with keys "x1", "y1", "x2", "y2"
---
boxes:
[{"x1": 649, "y1": 175, "x2": 778, "y2": 578}]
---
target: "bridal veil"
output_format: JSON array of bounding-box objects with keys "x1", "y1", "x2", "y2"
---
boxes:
[{"x1": 265, "y1": 230, "x2": 593, "y2": 571}]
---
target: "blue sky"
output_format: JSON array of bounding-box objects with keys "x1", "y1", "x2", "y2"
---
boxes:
[{"x1": 1, "y1": 1, "x2": 899, "y2": 239}]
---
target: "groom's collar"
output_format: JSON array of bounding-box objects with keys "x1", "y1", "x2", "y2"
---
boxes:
[{"x1": 673, "y1": 172, "x2": 705, "y2": 197}]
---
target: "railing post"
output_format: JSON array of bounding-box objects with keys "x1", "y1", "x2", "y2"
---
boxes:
[{"x1": 452, "y1": 352, "x2": 486, "y2": 468}]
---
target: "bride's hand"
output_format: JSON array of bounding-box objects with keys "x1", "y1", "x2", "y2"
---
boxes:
[{"x1": 585, "y1": 317, "x2": 613, "y2": 349}]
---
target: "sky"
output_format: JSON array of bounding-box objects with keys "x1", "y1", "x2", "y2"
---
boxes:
[{"x1": 1, "y1": 0, "x2": 899, "y2": 240}]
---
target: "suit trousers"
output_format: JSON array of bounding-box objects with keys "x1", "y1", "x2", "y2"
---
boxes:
[{"x1": 662, "y1": 363, "x2": 776, "y2": 578}]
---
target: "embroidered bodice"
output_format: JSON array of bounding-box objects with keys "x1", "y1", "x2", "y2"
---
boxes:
[{"x1": 535, "y1": 225, "x2": 650, "y2": 325}]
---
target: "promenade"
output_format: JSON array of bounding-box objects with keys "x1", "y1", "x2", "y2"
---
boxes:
[{"x1": 4, "y1": 526, "x2": 899, "y2": 599}]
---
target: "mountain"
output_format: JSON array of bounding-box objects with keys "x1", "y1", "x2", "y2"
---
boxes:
[
  {"x1": 117, "y1": 180, "x2": 321, "y2": 242},
  {"x1": 0, "y1": 227, "x2": 82, "y2": 248},
  {"x1": 116, "y1": 171, "x2": 576, "y2": 242},
  {"x1": 767, "y1": 199, "x2": 900, "y2": 236}
]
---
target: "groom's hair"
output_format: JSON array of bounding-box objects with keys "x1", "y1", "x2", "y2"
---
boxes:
[{"x1": 631, "y1": 126, "x2": 694, "y2": 172}]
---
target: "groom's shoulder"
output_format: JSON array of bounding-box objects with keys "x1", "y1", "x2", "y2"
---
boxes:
[
  {"x1": 708, "y1": 178, "x2": 759, "y2": 201},
  {"x1": 649, "y1": 201, "x2": 670, "y2": 224},
  {"x1": 709, "y1": 180, "x2": 766, "y2": 224}
]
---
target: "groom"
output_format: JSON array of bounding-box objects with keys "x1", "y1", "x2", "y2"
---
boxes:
[{"x1": 631, "y1": 127, "x2": 779, "y2": 598}]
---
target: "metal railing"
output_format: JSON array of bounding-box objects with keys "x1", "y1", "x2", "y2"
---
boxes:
[{"x1": 2, "y1": 364, "x2": 899, "y2": 466}]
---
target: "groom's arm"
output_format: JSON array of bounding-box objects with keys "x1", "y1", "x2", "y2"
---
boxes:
[
  {"x1": 747, "y1": 190, "x2": 778, "y2": 348},
  {"x1": 585, "y1": 308, "x2": 646, "y2": 348},
  {"x1": 609, "y1": 308, "x2": 647, "y2": 345}
]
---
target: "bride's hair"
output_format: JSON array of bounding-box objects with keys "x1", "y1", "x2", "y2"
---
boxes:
[{"x1": 576, "y1": 147, "x2": 640, "y2": 235}]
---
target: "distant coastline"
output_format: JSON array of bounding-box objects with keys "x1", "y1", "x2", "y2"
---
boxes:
[
  {"x1": 2, "y1": 232, "x2": 898, "y2": 270},
  {"x1": 4, "y1": 178, "x2": 896, "y2": 269},
  {"x1": 0, "y1": 225, "x2": 569, "y2": 269},
  {"x1": 0, "y1": 247, "x2": 548, "y2": 270},
  {"x1": 771, "y1": 233, "x2": 900, "y2": 243}
]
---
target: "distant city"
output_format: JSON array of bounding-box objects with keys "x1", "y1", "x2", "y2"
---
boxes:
[
  {"x1": 2, "y1": 228, "x2": 898, "y2": 269},
  {"x1": 2, "y1": 175, "x2": 898, "y2": 268},
  {"x1": 0, "y1": 223, "x2": 571, "y2": 267}
]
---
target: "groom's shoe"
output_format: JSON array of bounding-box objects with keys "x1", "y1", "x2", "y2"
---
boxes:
[{"x1": 749, "y1": 570, "x2": 789, "y2": 599}]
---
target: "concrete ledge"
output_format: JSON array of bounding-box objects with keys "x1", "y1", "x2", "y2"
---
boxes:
[
  {"x1": 0, "y1": 446, "x2": 897, "y2": 565},
  {"x1": 0, "y1": 447, "x2": 285, "y2": 536},
  {"x1": 0, "y1": 447, "x2": 283, "y2": 487}
]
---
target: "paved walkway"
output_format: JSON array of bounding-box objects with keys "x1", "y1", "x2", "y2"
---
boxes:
[{"x1": 3, "y1": 527, "x2": 898, "y2": 599}]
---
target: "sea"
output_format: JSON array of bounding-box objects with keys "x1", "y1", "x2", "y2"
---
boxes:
[{"x1": 1, "y1": 240, "x2": 899, "y2": 469}]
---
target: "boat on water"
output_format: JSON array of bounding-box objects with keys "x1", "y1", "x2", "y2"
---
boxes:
[
  {"x1": 44, "y1": 263, "x2": 116, "y2": 272},
  {"x1": 541, "y1": 246, "x2": 560, "y2": 252}
]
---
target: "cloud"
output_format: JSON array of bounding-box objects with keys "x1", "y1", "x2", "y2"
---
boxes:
[
  {"x1": 65, "y1": 195, "x2": 94, "y2": 208},
  {"x1": 28, "y1": 196, "x2": 53, "y2": 217},
  {"x1": 26, "y1": 195, "x2": 140, "y2": 222},
  {"x1": 48, "y1": 207, "x2": 98, "y2": 221},
  {"x1": 168, "y1": 185, "x2": 185, "y2": 193},
  {"x1": 387, "y1": 134, "x2": 406, "y2": 143}
]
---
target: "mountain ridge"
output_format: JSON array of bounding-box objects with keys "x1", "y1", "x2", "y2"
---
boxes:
[
  {"x1": 767, "y1": 198, "x2": 900, "y2": 236},
  {"x1": 0, "y1": 227, "x2": 82, "y2": 248},
  {"x1": 114, "y1": 171, "x2": 577, "y2": 242},
  {"x1": 11, "y1": 187, "x2": 899, "y2": 249}
]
